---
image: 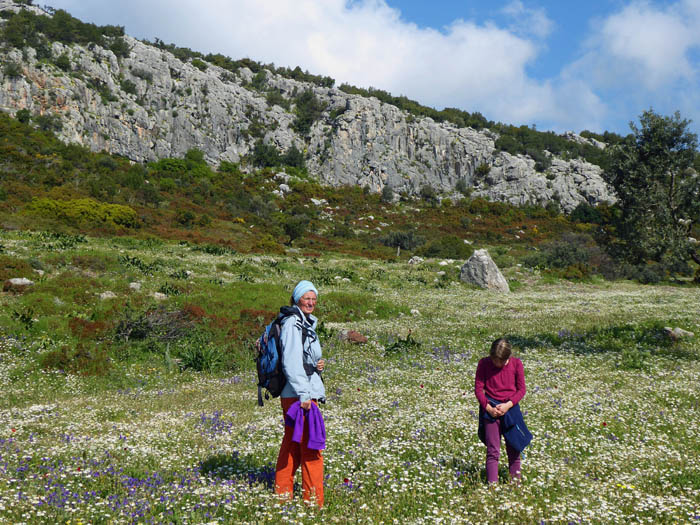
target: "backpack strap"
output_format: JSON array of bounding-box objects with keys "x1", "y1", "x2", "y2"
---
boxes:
[{"x1": 279, "y1": 306, "x2": 309, "y2": 347}]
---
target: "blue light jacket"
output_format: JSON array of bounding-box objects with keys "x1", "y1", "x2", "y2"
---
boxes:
[{"x1": 279, "y1": 305, "x2": 325, "y2": 403}]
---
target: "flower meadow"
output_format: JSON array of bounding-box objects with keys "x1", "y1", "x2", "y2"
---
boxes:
[{"x1": 0, "y1": 231, "x2": 699, "y2": 524}]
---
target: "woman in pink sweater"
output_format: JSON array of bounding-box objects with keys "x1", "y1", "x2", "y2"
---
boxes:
[{"x1": 474, "y1": 338, "x2": 526, "y2": 483}]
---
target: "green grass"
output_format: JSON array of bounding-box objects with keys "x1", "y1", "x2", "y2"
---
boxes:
[{"x1": 0, "y1": 230, "x2": 698, "y2": 523}]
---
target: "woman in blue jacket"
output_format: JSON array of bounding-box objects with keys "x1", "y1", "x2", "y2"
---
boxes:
[{"x1": 274, "y1": 280, "x2": 326, "y2": 507}]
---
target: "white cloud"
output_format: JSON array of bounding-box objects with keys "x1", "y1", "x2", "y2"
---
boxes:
[
  {"x1": 594, "y1": 1, "x2": 698, "y2": 88},
  {"x1": 500, "y1": 0, "x2": 555, "y2": 40},
  {"x1": 561, "y1": 0, "x2": 700, "y2": 132}
]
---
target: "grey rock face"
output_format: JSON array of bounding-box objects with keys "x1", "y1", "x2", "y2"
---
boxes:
[
  {"x1": 460, "y1": 249, "x2": 510, "y2": 293},
  {"x1": 0, "y1": 0, "x2": 615, "y2": 210}
]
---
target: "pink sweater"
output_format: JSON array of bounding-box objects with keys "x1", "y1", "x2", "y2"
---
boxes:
[{"x1": 474, "y1": 357, "x2": 526, "y2": 410}]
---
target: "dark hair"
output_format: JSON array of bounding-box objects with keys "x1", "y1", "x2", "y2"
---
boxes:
[{"x1": 489, "y1": 338, "x2": 512, "y2": 361}]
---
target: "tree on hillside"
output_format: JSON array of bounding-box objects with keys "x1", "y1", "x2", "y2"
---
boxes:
[{"x1": 602, "y1": 109, "x2": 700, "y2": 273}]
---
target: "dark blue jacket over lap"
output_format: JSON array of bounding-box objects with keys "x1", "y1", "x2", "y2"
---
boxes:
[{"x1": 478, "y1": 395, "x2": 532, "y2": 453}]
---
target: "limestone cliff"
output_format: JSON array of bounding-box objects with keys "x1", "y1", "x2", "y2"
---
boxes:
[{"x1": 0, "y1": 0, "x2": 614, "y2": 211}]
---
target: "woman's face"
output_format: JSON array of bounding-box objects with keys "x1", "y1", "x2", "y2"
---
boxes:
[{"x1": 297, "y1": 291, "x2": 317, "y2": 315}]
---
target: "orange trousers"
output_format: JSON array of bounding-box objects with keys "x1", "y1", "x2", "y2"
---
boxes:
[{"x1": 275, "y1": 397, "x2": 324, "y2": 507}]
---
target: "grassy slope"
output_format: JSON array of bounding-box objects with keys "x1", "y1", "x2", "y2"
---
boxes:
[{"x1": 0, "y1": 231, "x2": 698, "y2": 523}]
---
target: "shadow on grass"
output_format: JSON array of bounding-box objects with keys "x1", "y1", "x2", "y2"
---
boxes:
[
  {"x1": 505, "y1": 319, "x2": 699, "y2": 362},
  {"x1": 200, "y1": 452, "x2": 276, "y2": 489}
]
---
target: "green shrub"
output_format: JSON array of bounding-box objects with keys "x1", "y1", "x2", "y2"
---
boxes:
[
  {"x1": 54, "y1": 53, "x2": 71, "y2": 71},
  {"x1": 265, "y1": 90, "x2": 290, "y2": 110},
  {"x1": 570, "y1": 202, "x2": 604, "y2": 224},
  {"x1": 34, "y1": 114, "x2": 63, "y2": 133},
  {"x1": 250, "y1": 140, "x2": 280, "y2": 168},
  {"x1": 174, "y1": 209, "x2": 195, "y2": 227},
  {"x1": 109, "y1": 36, "x2": 130, "y2": 58},
  {"x1": 475, "y1": 163, "x2": 491, "y2": 177},
  {"x1": 330, "y1": 221, "x2": 355, "y2": 239},
  {"x1": 292, "y1": 89, "x2": 326, "y2": 136},
  {"x1": 419, "y1": 184, "x2": 438, "y2": 205},
  {"x1": 281, "y1": 145, "x2": 305, "y2": 170},
  {"x1": 522, "y1": 233, "x2": 613, "y2": 279},
  {"x1": 120, "y1": 78, "x2": 137, "y2": 95},
  {"x1": 419, "y1": 235, "x2": 473, "y2": 259},
  {"x1": 131, "y1": 68, "x2": 152, "y2": 82},
  {"x1": 176, "y1": 330, "x2": 223, "y2": 372},
  {"x1": 282, "y1": 214, "x2": 310, "y2": 245},
  {"x1": 25, "y1": 198, "x2": 139, "y2": 228},
  {"x1": 15, "y1": 108, "x2": 30, "y2": 123},
  {"x1": 250, "y1": 70, "x2": 267, "y2": 90},
  {"x1": 380, "y1": 185, "x2": 394, "y2": 204},
  {"x1": 191, "y1": 58, "x2": 208, "y2": 71},
  {"x1": 3, "y1": 61, "x2": 22, "y2": 78},
  {"x1": 191, "y1": 243, "x2": 236, "y2": 256},
  {"x1": 380, "y1": 230, "x2": 425, "y2": 251}
]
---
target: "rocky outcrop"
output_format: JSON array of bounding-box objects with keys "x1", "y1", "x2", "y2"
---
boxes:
[
  {"x1": 460, "y1": 250, "x2": 509, "y2": 292},
  {"x1": 0, "y1": 0, "x2": 615, "y2": 211}
]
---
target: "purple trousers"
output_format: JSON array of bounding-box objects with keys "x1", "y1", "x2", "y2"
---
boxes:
[{"x1": 483, "y1": 417, "x2": 521, "y2": 483}]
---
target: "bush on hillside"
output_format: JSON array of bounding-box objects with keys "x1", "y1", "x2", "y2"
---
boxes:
[
  {"x1": 523, "y1": 232, "x2": 612, "y2": 278},
  {"x1": 54, "y1": 53, "x2": 71, "y2": 71},
  {"x1": 25, "y1": 198, "x2": 139, "y2": 228},
  {"x1": 380, "y1": 230, "x2": 425, "y2": 251},
  {"x1": 418, "y1": 235, "x2": 473, "y2": 260},
  {"x1": 570, "y1": 202, "x2": 604, "y2": 223},
  {"x1": 292, "y1": 89, "x2": 326, "y2": 137}
]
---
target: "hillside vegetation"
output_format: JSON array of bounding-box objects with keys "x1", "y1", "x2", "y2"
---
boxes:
[{"x1": 0, "y1": 111, "x2": 584, "y2": 257}]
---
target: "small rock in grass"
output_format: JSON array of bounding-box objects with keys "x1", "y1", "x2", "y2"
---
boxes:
[
  {"x1": 338, "y1": 330, "x2": 368, "y2": 344},
  {"x1": 410, "y1": 309, "x2": 421, "y2": 316},
  {"x1": 129, "y1": 282, "x2": 141, "y2": 291},
  {"x1": 153, "y1": 292, "x2": 167, "y2": 301},
  {"x1": 100, "y1": 291, "x2": 117, "y2": 300},
  {"x1": 3, "y1": 278, "x2": 34, "y2": 293},
  {"x1": 664, "y1": 327, "x2": 694, "y2": 340}
]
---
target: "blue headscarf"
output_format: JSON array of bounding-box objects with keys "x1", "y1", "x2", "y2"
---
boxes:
[{"x1": 292, "y1": 280, "x2": 318, "y2": 304}]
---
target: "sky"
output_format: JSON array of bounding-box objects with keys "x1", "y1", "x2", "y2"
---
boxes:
[{"x1": 42, "y1": 0, "x2": 700, "y2": 136}]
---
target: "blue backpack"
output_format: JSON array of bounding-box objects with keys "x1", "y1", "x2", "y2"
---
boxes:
[{"x1": 255, "y1": 306, "x2": 307, "y2": 406}]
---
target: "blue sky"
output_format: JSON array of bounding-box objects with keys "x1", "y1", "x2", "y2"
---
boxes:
[{"x1": 44, "y1": 0, "x2": 700, "y2": 136}]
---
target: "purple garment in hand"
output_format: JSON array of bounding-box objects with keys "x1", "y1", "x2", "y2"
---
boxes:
[{"x1": 284, "y1": 401, "x2": 326, "y2": 450}]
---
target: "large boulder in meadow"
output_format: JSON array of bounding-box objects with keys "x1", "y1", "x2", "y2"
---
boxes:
[
  {"x1": 3, "y1": 277, "x2": 34, "y2": 293},
  {"x1": 460, "y1": 249, "x2": 510, "y2": 293}
]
